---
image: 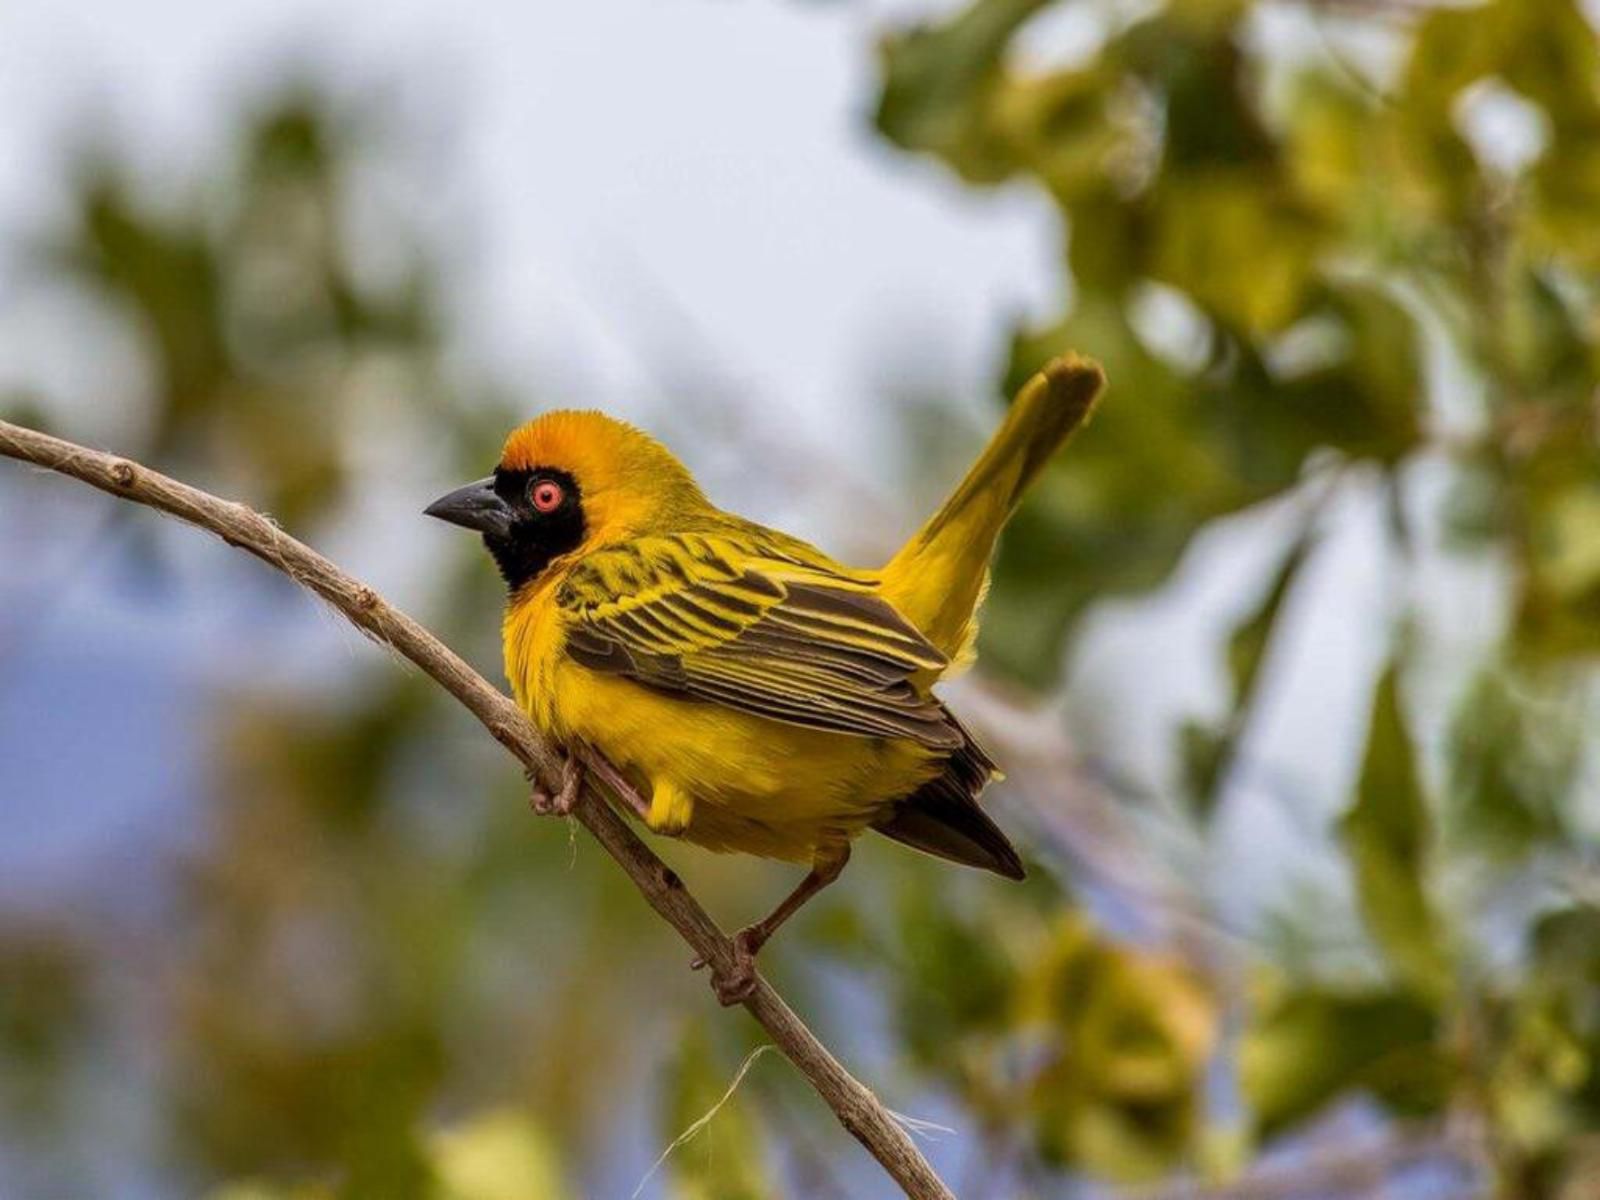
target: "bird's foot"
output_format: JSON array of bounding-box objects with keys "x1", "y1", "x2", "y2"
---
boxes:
[
  {"x1": 527, "y1": 753, "x2": 584, "y2": 818},
  {"x1": 692, "y1": 927, "x2": 767, "y2": 1007}
]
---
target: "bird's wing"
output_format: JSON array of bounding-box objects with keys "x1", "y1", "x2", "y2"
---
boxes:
[{"x1": 556, "y1": 532, "x2": 961, "y2": 749}]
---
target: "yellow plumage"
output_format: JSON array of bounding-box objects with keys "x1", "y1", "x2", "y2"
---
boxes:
[
  {"x1": 506, "y1": 359, "x2": 1099, "y2": 861},
  {"x1": 429, "y1": 353, "x2": 1104, "y2": 997}
]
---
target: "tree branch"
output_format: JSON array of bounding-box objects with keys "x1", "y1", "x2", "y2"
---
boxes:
[{"x1": 0, "y1": 418, "x2": 957, "y2": 1200}]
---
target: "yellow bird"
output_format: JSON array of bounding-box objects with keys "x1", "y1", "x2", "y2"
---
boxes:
[{"x1": 427, "y1": 355, "x2": 1104, "y2": 1001}]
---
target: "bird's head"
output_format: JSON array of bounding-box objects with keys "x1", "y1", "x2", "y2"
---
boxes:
[{"x1": 425, "y1": 410, "x2": 707, "y2": 590}]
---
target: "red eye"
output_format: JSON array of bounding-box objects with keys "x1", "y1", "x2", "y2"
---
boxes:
[{"x1": 530, "y1": 480, "x2": 564, "y2": 512}]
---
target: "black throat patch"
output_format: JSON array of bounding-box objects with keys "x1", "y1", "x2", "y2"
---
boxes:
[{"x1": 483, "y1": 467, "x2": 585, "y2": 591}]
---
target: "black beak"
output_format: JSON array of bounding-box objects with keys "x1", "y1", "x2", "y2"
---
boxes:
[{"x1": 424, "y1": 477, "x2": 515, "y2": 538}]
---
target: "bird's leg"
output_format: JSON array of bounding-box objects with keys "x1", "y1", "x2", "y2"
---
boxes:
[
  {"x1": 527, "y1": 752, "x2": 584, "y2": 817},
  {"x1": 581, "y1": 752, "x2": 655, "y2": 823},
  {"x1": 699, "y1": 844, "x2": 852, "y2": 1006}
]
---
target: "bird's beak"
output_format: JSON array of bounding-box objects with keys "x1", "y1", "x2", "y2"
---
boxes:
[{"x1": 424, "y1": 476, "x2": 515, "y2": 538}]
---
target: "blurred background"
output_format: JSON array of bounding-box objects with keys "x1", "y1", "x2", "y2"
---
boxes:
[{"x1": 2, "y1": 0, "x2": 1598, "y2": 1196}]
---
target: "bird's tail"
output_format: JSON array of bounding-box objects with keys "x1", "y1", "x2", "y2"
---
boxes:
[
  {"x1": 873, "y1": 725, "x2": 1023, "y2": 879},
  {"x1": 881, "y1": 354, "x2": 1105, "y2": 664}
]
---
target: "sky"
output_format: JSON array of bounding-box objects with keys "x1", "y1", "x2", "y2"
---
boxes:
[{"x1": 0, "y1": 0, "x2": 1062, "y2": 471}]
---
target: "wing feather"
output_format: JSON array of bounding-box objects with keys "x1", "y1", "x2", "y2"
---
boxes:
[{"x1": 558, "y1": 531, "x2": 958, "y2": 749}]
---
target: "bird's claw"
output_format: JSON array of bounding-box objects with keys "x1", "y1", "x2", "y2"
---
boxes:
[
  {"x1": 527, "y1": 754, "x2": 584, "y2": 818},
  {"x1": 693, "y1": 927, "x2": 765, "y2": 1006}
]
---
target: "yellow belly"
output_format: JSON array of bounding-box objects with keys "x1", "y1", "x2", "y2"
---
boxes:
[{"x1": 504, "y1": 587, "x2": 943, "y2": 863}]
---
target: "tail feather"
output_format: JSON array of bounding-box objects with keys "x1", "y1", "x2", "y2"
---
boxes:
[
  {"x1": 881, "y1": 354, "x2": 1104, "y2": 662},
  {"x1": 873, "y1": 728, "x2": 1024, "y2": 880}
]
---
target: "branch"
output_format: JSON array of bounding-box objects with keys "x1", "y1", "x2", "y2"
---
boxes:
[{"x1": 0, "y1": 418, "x2": 956, "y2": 1200}]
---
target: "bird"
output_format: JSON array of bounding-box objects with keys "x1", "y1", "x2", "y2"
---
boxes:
[{"x1": 426, "y1": 354, "x2": 1104, "y2": 1002}]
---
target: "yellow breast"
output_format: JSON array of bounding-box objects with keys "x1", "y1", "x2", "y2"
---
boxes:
[
  {"x1": 501, "y1": 571, "x2": 944, "y2": 863},
  {"x1": 502, "y1": 574, "x2": 570, "y2": 734}
]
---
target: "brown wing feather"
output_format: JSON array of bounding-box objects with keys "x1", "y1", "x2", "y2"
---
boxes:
[
  {"x1": 558, "y1": 533, "x2": 960, "y2": 749},
  {"x1": 872, "y1": 719, "x2": 1022, "y2": 879}
]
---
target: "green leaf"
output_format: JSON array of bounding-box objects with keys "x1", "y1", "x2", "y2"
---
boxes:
[
  {"x1": 1121, "y1": 18, "x2": 1270, "y2": 172},
  {"x1": 1183, "y1": 521, "x2": 1316, "y2": 818},
  {"x1": 1323, "y1": 285, "x2": 1426, "y2": 461},
  {"x1": 1178, "y1": 720, "x2": 1231, "y2": 821},
  {"x1": 1241, "y1": 986, "x2": 1448, "y2": 1138},
  {"x1": 995, "y1": 67, "x2": 1123, "y2": 205},
  {"x1": 1023, "y1": 915, "x2": 1216, "y2": 1181},
  {"x1": 1065, "y1": 182, "x2": 1149, "y2": 294},
  {"x1": 1403, "y1": 2, "x2": 1509, "y2": 114},
  {"x1": 874, "y1": 0, "x2": 1053, "y2": 182},
  {"x1": 1518, "y1": 473, "x2": 1600, "y2": 655},
  {"x1": 1151, "y1": 170, "x2": 1325, "y2": 335},
  {"x1": 1227, "y1": 527, "x2": 1313, "y2": 702},
  {"x1": 1397, "y1": 1, "x2": 1509, "y2": 219},
  {"x1": 1493, "y1": 0, "x2": 1600, "y2": 127},
  {"x1": 1488, "y1": 909, "x2": 1600, "y2": 1170},
  {"x1": 1532, "y1": 129, "x2": 1600, "y2": 268},
  {"x1": 1339, "y1": 664, "x2": 1450, "y2": 1000},
  {"x1": 1284, "y1": 73, "x2": 1378, "y2": 218},
  {"x1": 1445, "y1": 671, "x2": 1573, "y2": 859},
  {"x1": 1505, "y1": 267, "x2": 1594, "y2": 402}
]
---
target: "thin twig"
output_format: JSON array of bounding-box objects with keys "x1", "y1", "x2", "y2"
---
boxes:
[{"x1": 0, "y1": 418, "x2": 957, "y2": 1200}]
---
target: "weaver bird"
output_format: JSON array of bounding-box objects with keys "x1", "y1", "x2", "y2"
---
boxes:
[{"x1": 427, "y1": 355, "x2": 1104, "y2": 1002}]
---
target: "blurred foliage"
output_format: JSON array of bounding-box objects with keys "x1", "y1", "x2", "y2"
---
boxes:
[
  {"x1": 1181, "y1": 511, "x2": 1318, "y2": 817},
  {"x1": 821, "y1": 872, "x2": 1217, "y2": 1182},
  {"x1": 1241, "y1": 981, "x2": 1448, "y2": 1139},
  {"x1": 0, "y1": 922, "x2": 89, "y2": 1143},
  {"x1": 875, "y1": 0, "x2": 1600, "y2": 1191},
  {"x1": 3, "y1": 0, "x2": 1600, "y2": 1197},
  {"x1": 879, "y1": 0, "x2": 1597, "y2": 680},
  {"x1": 1019, "y1": 912, "x2": 1214, "y2": 1180},
  {"x1": 658, "y1": 1029, "x2": 772, "y2": 1200},
  {"x1": 1339, "y1": 662, "x2": 1450, "y2": 1001},
  {"x1": 42, "y1": 95, "x2": 443, "y2": 527},
  {"x1": 207, "y1": 1107, "x2": 571, "y2": 1200}
]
